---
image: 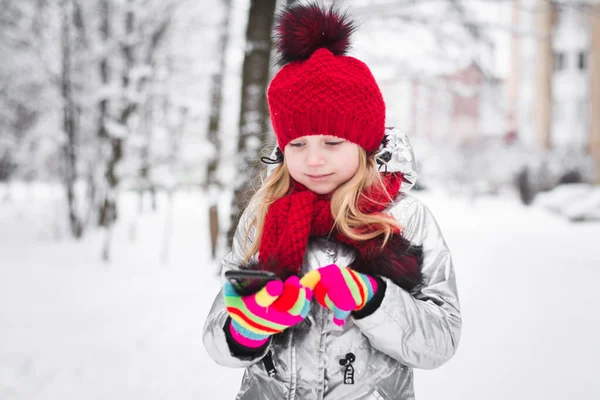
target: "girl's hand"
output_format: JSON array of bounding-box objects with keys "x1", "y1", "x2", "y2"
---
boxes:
[
  {"x1": 301, "y1": 264, "x2": 380, "y2": 326},
  {"x1": 224, "y1": 275, "x2": 312, "y2": 348}
]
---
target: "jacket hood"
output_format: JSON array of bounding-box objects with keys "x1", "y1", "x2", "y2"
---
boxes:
[
  {"x1": 374, "y1": 127, "x2": 417, "y2": 191},
  {"x1": 265, "y1": 127, "x2": 418, "y2": 192}
]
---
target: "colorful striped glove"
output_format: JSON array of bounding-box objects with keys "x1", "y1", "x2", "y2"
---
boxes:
[
  {"x1": 300, "y1": 264, "x2": 384, "y2": 326},
  {"x1": 224, "y1": 275, "x2": 312, "y2": 349}
]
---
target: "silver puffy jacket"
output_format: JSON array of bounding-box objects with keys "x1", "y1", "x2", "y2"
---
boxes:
[{"x1": 203, "y1": 129, "x2": 462, "y2": 400}]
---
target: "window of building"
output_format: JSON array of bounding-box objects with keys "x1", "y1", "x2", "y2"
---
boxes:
[
  {"x1": 578, "y1": 51, "x2": 587, "y2": 70},
  {"x1": 554, "y1": 52, "x2": 566, "y2": 72}
]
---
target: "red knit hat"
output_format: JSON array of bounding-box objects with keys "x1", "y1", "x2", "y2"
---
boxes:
[{"x1": 267, "y1": 3, "x2": 386, "y2": 153}]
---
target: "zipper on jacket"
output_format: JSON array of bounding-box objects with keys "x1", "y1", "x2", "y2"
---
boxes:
[
  {"x1": 325, "y1": 239, "x2": 337, "y2": 263},
  {"x1": 287, "y1": 331, "x2": 297, "y2": 400}
]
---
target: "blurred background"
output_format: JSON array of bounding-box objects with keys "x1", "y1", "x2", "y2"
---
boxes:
[{"x1": 0, "y1": 0, "x2": 599, "y2": 399}]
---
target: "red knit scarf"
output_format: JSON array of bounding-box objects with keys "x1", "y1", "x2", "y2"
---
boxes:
[{"x1": 257, "y1": 173, "x2": 403, "y2": 279}]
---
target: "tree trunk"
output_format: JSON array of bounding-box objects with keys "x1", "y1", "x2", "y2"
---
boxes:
[
  {"x1": 99, "y1": 0, "x2": 134, "y2": 262},
  {"x1": 138, "y1": 9, "x2": 171, "y2": 212},
  {"x1": 206, "y1": 0, "x2": 233, "y2": 189},
  {"x1": 99, "y1": 136, "x2": 122, "y2": 227},
  {"x1": 589, "y1": 2, "x2": 600, "y2": 184},
  {"x1": 97, "y1": 0, "x2": 112, "y2": 226},
  {"x1": 227, "y1": 0, "x2": 277, "y2": 246},
  {"x1": 139, "y1": 79, "x2": 155, "y2": 213},
  {"x1": 98, "y1": 0, "x2": 171, "y2": 225},
  {"x1": 101, "y1": 0, "x2": 135, "y2": 228},
  {"x1": 206, "y1": 0, "x2": 233, "y2": 258},
  {"x1": 60, "y1": 0, "x2": 83, "y2": 239},
  {"x1": 100, "y1": 0, "x2": 136, "y2": 227}
]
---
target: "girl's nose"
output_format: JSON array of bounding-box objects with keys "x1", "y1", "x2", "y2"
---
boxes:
[{"x1": 306, "y1": 146, "x2": 325, "y2": 166}]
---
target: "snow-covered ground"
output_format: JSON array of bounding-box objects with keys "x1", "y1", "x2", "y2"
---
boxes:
[
  {"x1": 534, "y1": 183, "x2": 600, "y2": 222},
  {"x1": 1, "y1": 183, "x2": 599, "y2": 400}
]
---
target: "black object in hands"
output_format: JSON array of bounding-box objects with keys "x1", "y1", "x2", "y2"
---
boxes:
[{"x1": 224, "y1": 270, "x2": 279, "y2": 296}]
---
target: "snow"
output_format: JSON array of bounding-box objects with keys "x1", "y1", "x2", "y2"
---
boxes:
[
  {"x1": 413, "y1": 190, "x2": 600, "y2": 400},
  {"x1": 3, "y1": 0, "x2": 598, "y2": 396},
  {"x1": 1, "y1": 183, "x2": 599, "y2": 399},
  {"x1": 0, "y1": 182, "x2": 231, "y2": 400},
  {"x1": 534, "y1": 183, "x2": 600, "y2": 222}
]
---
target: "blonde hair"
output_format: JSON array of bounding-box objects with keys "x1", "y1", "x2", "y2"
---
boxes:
[{"x1": 243, "y1": 148, "x2": 400, "y2": 262}]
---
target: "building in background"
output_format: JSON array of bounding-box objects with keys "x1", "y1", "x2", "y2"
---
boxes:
[
  {"x1": 410, "y1": 60, "x2": 506, "y2": 142},
  {"x1": 551, "y1": 3, "x2": 590, "y2": 149},
  {"x1": 510, "y1": 0, "x2": 600, "y2": 182}
]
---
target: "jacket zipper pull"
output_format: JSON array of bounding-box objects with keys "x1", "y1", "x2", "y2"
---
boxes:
[
  {"x1": 339, "y1": 352, "x2": 355, "y2": 384},
  {"x1": 263, "y1": 350, "x2": 277, "y2": 377}
]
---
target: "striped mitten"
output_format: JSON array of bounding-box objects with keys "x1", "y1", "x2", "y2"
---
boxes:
[
  {"x1": 224, "y1": 275, "x2": 312, "y2": 349},
  {"x1": 301, "y1": 264, "x2": 385, "y2": 326}
]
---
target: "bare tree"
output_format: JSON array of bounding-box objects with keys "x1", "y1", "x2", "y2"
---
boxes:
[
  {"x1": 227, "y1": 0, "x2": 277, "y2": 246},
  {"x1": 206, "y1": 0, "x2": 234, "y2": 190},
  {"x1": 206, "y1": 0, "x2": 233, "y2": 259},
  {"x1": 95, "y1": 0, "x2": 112, "y2": 227},
  {"x1": 60, "y1": 0, "x2": 83, "y2": 238},
  {"x1": 94, "y1": 1, "x2": 175, "y2": 223},
  {"x1": 97, "y1": 0, "x2": 177, "y2": 260},
  {"x1": 0, "y1": 1, "x2": 40, "y2": 184},
  {"x1": 137, "y1": 76, "x2": 157, "y2": 212},
  {"x1": 1, "y1": 0, "x2": 216, "y2": 250}
]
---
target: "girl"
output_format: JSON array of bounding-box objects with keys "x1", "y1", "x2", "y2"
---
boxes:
[{"x1": 203, "y1": 4, "x2": 461, "y2": 399}]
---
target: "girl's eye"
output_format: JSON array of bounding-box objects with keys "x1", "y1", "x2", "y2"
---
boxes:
[
  {"x1": 289, "y1": 142, "x2": 304, "y2": 148},
  {"x1": 326, "y1": 141, "x2": 343, "y2": 146}
]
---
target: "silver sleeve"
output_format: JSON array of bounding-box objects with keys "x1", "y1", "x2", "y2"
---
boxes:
[
  {"x1": 201, "y1": 208, "x2": 271, "y2": 367},
  {"x1": 354, "y1": 196, "x2": 462, "y2": 369}
]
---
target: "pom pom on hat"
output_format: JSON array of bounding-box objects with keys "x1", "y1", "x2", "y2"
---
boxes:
[{"x1": 274, "y1": 3, "x2": 355, "y2": 66}]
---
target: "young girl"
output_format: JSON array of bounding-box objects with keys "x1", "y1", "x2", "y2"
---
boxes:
[{"x1": 203, "y1": 4, "x2": 461, "y2": 399}]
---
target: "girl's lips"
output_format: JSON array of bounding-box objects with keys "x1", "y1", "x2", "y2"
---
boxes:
[{"x1": 307, "y1": 173, "x2": 332, "y2": 181}]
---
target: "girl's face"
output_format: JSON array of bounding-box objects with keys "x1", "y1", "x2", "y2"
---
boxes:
[{"x1": 284, "y1": 135, "x2": 360, "y2": 195}]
